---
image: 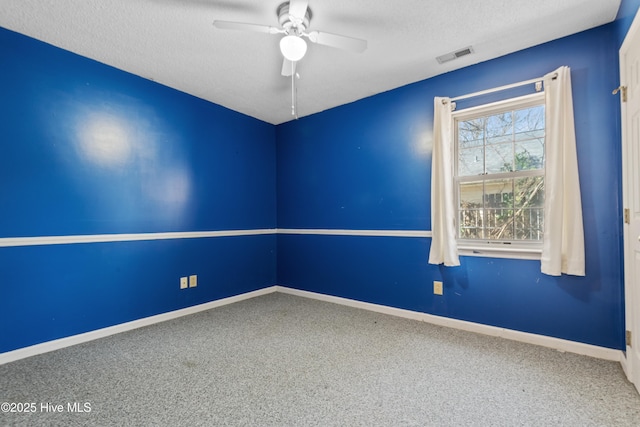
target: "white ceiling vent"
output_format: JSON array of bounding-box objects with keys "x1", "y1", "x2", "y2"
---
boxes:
[{"x1": 436, "y1": 46, "x2": 474, "y2": 64}]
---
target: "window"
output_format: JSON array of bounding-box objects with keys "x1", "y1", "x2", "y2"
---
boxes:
[
  {"x1": 453, "y1": 93, "x2": 545, "y2": 258},
  {"x1": 430, "y1": 67, "x2": 583, "y2": 273}
]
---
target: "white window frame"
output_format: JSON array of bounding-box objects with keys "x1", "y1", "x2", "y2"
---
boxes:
[{"x1": 452, "y1": 92, "x2": 545, "y2": 260}]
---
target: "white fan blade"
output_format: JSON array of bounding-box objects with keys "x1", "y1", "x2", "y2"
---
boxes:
[
  {"x1": 281, "y1": 58, "x2": 297, "y2": 76},
  {"x1": 213, "y1": 20, "x2": 282, "y2": 34},
  {"x1": 307, "y1": 30, "x2": 367, "y2": 53},
  {"x1": 288, "y1": 0, "x2": 309, "y2": 20}
]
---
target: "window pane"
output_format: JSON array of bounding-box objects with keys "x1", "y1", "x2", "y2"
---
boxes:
[
  {"x1": 514, "y1": 105, "x2": 544, "y2": 141},
  {"x1": 486, "y1": 112, "x2": 513, "y2": 145},
  {"x1": 458, "y1": 147, "x2": 484, "y2": 176},
  {"x1": 514, "y1": 176, "x2": 544, "y2": 208},
  {"x1": 514, "y1": 139, "x2": 544, "y2": 170},
  {"x1": 514, "y1": 176, "x2": 544, "y2": 241},
  {"x1": 486, "y1": 208, "x2": 515, "y2": 239},
  {"x1": 515, "y1": 209, "x2": 544, "y2": 240},
  {"x1": 484, "y1": 178, "x2": 514, "y2": 239},
  {"x1": 459, "y1": 181, "x2": 484, "y2": 239},
  {"x1": 459, "y1": 212, "x2": 483, "y2": 239},
  {"x1": 484, "y1": 179, "x2": 513, "y2": 209},
  {"x1": 458, "y1": 119, "x2": 484, "y2": 148},
  {"x1": 485, "y1": 143, "x2": 513, "y2": 174},
  {"x1": 459, "y1": 181, "x2": 483, "y2": 208}
]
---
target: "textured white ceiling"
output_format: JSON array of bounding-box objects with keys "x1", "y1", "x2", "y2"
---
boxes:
[{"x1": 0, "y1": 0, "x2": 621, "y2": 124}]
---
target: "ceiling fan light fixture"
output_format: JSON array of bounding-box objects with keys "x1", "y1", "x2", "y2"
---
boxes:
[{"x1": 280, "y1": 34, "x2": 307, "y2": 61}]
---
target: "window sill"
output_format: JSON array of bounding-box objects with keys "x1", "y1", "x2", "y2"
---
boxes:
[{"x1": 458, "y1": 243, "x2": 542, "y2": 260}]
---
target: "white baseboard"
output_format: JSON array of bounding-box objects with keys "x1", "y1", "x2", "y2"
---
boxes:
[
  {"x1": 1, "y1": 284, "x2": 623, "y2": 366},
  {"x1": 276, "y1": 286, "x2": 624, "y2": 362},
  {"x1": 0, "y1": 286, "x2": 278, "y2": 365}
]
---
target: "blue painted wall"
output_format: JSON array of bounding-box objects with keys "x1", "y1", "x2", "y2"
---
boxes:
[
  {"x1": 0, "y1": 27, "x2": 277, "y2": 353},
  {"x1": 616, "y1": 0, "x2": 640, "y2": 46},
  {"x1": 277, "y1": 23, "x2": 626, "y2": 349}
]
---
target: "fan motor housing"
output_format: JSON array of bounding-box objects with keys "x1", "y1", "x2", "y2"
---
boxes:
[{"x1": 277, "y1": 2, "x2": 311, "y2": 33}]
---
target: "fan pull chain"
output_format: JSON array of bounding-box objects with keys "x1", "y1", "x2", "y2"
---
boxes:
[
  {"x1": 291, "y1": 63, "x2": 295, "y2": 117},
  {"x1": 290, "y1": 62, "x2": 299, "y2": 119},
  {"x1": 294, "y1": 73, "x2": 299, "y2": 120}
]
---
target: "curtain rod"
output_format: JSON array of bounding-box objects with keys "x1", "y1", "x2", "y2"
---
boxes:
[{"x1": 446, "y1": 73, "x2": 557, "y2": 104}]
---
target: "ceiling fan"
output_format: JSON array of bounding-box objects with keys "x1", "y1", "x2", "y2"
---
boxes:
[{"x1": 213, "y1": 0, "x2": 367, "y2": 117}]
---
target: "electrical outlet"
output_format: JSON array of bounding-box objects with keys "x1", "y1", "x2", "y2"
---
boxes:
[
  {"x1": 189, "y1": 275, "x2": 197, "y2": 288},
  {"x1": 180, "y1": 277, "x2": 188, "y2": 289},
  {"x1": 434, "y1": 281, "x2": 443, "y2": 295}
]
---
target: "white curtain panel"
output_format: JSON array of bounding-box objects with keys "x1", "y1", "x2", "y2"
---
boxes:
[
  {"x1": 428, "y1": 97, "x2": 460, "y2": 266},
  {"x1": 541, "y1": 66, "x2": 585, "y2": 276}
]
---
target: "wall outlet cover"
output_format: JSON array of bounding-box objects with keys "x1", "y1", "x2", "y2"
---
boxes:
[
  {"x1": 434, "y1": 281, "x2": 443, "y2": 296},
  {"x1": 189, "y1": 275, "x2": 197, "y2": 288},
  {"x1": 180, "y1": 277, "x2": 188, "y2": 289}
]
